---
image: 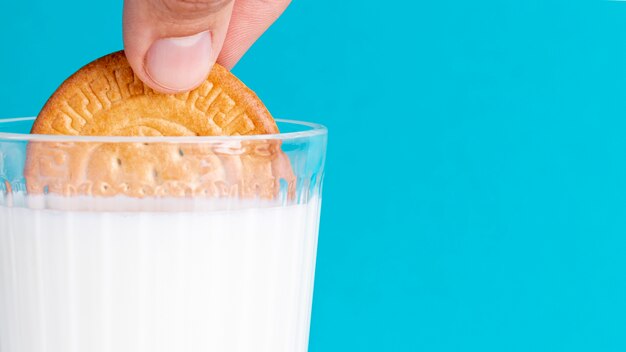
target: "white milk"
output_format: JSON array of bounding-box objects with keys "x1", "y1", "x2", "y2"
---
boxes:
[{"x1": 0, "y1": 198, "x2": 320, "y2": 352}]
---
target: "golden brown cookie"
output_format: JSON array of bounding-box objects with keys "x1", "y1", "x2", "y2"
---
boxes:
[
  {"x1": 31, "y1": 51, "x2": 278, "y2": 136},
  {"x1": 25, "y1": 51, "x2": 295, "y2": 200}
]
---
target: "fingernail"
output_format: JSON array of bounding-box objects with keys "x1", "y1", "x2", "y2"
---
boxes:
[{"x1": 145, "y1": 31, "x2": 212, "y2": 91}]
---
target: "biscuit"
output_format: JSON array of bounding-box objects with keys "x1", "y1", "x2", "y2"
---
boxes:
[
  {"x1": 25, "y1": 52, "x2": 295, "y2": 200},
  {"x1": 31, "y1": 51, "x2": 278, "y2": 136}
]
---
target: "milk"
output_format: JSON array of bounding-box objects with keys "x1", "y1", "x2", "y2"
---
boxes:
[{"x1": 0, "y1": 197, "x2": 320, "y2": 352}]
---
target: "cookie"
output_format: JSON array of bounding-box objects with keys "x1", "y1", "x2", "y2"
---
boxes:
[
  {"x1": 31, "y1": 51, "x2": 278, "y2": 136},
  {"x1": 25, "y1": 52, "x2": 295, "y2": 200}
]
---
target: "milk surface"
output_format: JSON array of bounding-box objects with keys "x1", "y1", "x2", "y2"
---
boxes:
[{"x1": 0, "y1": 198, "x2": 320, "y2": 352}]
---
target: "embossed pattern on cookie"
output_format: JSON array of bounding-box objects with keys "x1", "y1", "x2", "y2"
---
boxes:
[
  {"x1": 32, "y1": 51, "x2": 278, "y2": 137},
  {"x1": 25, "y1": 52, "x2": 295, "y2": 199}
]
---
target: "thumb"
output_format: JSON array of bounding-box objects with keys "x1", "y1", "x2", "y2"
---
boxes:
[{"x1": 123, "y1": 0, "x2": 235, "y2": 93}]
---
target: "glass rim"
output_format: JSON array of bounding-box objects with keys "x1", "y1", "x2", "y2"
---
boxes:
[{"x1": 0, "y1": 117, "x2": 327, "y2": 143}]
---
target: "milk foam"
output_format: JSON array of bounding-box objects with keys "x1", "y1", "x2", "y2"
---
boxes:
[{"x1": 0, "y1": 197, "x2": 320, "y2": 352}]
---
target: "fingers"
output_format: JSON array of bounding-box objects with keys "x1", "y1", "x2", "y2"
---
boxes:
[
  {"x1": 122, "y1": 0, "x2": 291, "y2": 93},
  {"x1": 123, "y1": 0, "x2": 235, "y2": 93},
  {"x1": 217, "y1": 0, "x2": 291, "y2": 69}
]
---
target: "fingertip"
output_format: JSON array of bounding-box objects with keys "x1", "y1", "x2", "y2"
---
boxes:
[
  {"x1": 140, "y1": 31, "x2": 213, "y2": 93},
  {"x1": 122, "y1": 0, "x2": 235, "y2": 92},
  {"x1": 217, "y1": 0, "x2": 292, "y2": 71}
]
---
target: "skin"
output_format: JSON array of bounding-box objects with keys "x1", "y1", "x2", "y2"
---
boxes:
[{"x1": 123, "y1": 0, "x2": 291, "y2": 94}]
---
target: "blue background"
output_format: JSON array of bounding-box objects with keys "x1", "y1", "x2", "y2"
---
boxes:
[{"x1": 2, "y1": 0, "x2": 626, "y2": 351}]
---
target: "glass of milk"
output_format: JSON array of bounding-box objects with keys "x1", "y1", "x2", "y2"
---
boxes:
[{"x1": 0, "y1": 117, "x2": 327, "y2": 352}]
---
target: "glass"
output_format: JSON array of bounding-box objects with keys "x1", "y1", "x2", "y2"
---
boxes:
[{"x1": 0, "y1": 117, "x2": 327, "y2": 352}]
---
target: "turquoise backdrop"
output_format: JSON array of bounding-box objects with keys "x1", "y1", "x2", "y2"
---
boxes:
[{"x1": 2, "y1": 1, "x2": 626, "y2": 351}]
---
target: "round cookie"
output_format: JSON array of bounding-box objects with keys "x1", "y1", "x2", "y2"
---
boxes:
[
  {"x1": 32, "y1": 51, "x2": 278, "y2": 136},
  {"x1": 25, "y1": 52, "x2": 295, "y2": 200}
]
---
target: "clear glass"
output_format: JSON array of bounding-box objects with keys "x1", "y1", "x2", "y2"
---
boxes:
[{"x1": 0, "y1": 117, "x2": 327, "y2": 352}]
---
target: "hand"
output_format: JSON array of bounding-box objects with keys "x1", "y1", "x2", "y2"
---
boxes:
[{"x1": 123, "y1": 0, "x2": 291, "y2": 93}]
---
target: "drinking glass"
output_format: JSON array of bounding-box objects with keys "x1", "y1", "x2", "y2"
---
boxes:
[{"x1": 0, "y1": 117, "x2": 327, "y2": 352}]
